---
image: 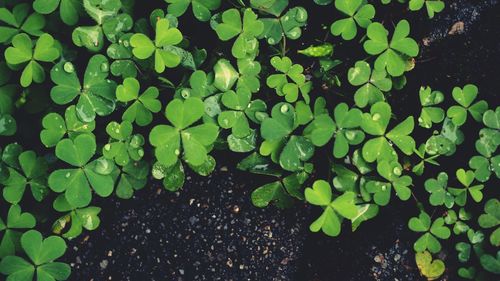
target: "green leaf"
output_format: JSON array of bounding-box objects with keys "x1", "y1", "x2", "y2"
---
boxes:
[
  {"x1": 213, "y1": 59, "x2": 239, "y2": 92},
  {"x1": 305, "y1": 180, "x2": 332, "y2": 206},
  {"x1": 310, "y1": 206, "x2": 341, "y2": 237},
  {"x1": 166, "y1": 98, "x2": 204, "y2": 129},
  {"x1": 330, "y1": 0, "x2": 375, "y2": 40},
  {"x1": 166, "y1": 0, "x2": 221, "y2": 22},
  {"x1": 215, "y1": 9, "x2": 242, "y2": 41},
  {"x1": 55, "y1": 134, "x2": 95, "y2": 167},
  {"x1": 364, "y1": 20, "x2": 419, "y2": 76},
  {"x1": 415, "y1": 251, "x2": 445, "y2": 280},
  {"x1": 261, "y1": 103, "x2": 295, "y2": 141},
  {"x1": 251, "y1": 181, "x2": 292, "y2": 208}
]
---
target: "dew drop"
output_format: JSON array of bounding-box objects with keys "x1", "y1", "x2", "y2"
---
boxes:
[
  {"x1": 63, "y1": 62, "x2": 75, "y2": 73},
  {"x1": 393, "y1": 167, "x2": 402, "y2": 176},
  {"x1": 174, "y1": 149, "x2": 180, "y2": 156},
  {"x1": 372, "y1": 113, "x2": 381, "y2": 121},
  {"x1": 65, "y1": 172, "x2": 71, "y2": 178},
  {"x1": 280, "y1": 104, "x2": 289, "y2": 113},
  {"x1": 345, "y1": 131, "x2": 356, "y2": 141},
  {"x1": 181, "y1": 89, "x2": 190, "y2": 98},
  {"x1": 100, "y1": 62, "x2": 109, "y2": 72}
]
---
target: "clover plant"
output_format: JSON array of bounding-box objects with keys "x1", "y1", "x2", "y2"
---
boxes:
[
  {"x1": 0, "y1": 230, "x2": 70, "y2": 281},
  {"x1": 0, "y1": 1, "x2": 498, "y2": 280},
  {"x1": 4, "y1": 33, "x2": 59, "y2": 87}
]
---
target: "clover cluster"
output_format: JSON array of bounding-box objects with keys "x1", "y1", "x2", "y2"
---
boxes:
[{"x1": 0, "y1": 0, "x2": 498, "y2": 280}]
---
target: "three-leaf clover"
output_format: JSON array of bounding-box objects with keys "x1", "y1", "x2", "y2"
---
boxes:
[
  {"x1": 448, "y1": 169, "x2": 484, "y2": 206},
  {"x1": 4, "y1": 33, "x2": 60, "y2": 87},
  {"x1": 166, "y1": 0, "x2": 221, "y2": 22},
  {"x1": 52, "y1": 195, "x2": 102, "y2": 239},
  {"x1": 412, "y1": 144, "x2": 440, "y2": 176},
  {"x1": 475, "y1": 106, "x2": 500, "y2": 158},
  {"x1": 367, "y1": 160, "x2": 412, "y2": 205},
  {"x1": 478, "y1": 199, "x2": 500, "y2": 247},
  {"x1": 0, "y1": 230, "x2": 71, "y2": 281},
  {"x1": 72, "y1": 0, "x2": 131, "y2": 51},
  {"x1": 218, "y1": 87, "x2": 253, "y2": 138},
  {"x1": 40, "y1": 105, "x2": 96, "y2": 148},
  {"x1": 418, "y1": 86, "x2": 445, "y2": 128},
  {"x1": 0, "y1": 205, "x2": 36, "y2": 258},
  {"x1": 409, "y1": 0, "x2": 445, "y2": 19},
  {"x1": 469, "y1": 155, "x2": 500, "y2": 183},
  {"x1": 2, "y1": 150, "x2": 48, "y2": 204},
  {"x1": 48, "y1": 134, "x2": 115, "y2": 208},
  {"x1": 213, "y1": 58, "x2": 262, "y2": 93},
  {"x1": 33, "y1": 0, "x2": 81, "y2": 25},
  {"x1": 116, "y1": 77, "x2": 162, "y2": 126},
  {"x1": 409, "y1": 211, "x2": 451, "y2": 253},
  {"x1": 267, "y1": 56, "x2": 311, "y2": 103},
  {"x1": 331, "y1": 103, "x2": 365, "y2": 158},
  {"x1": 115, "y1": 160, "x2": 149, "y2": 199},
  {"x1": 130, "y1": 18, "x2": 183, "y2": 73},
  {"x1": 425, "y1": 118, "x2": 464, "y2": 156},
  {"x1": 424, "y1": 172, "x2": 455, "y2": 208},
  {"x1": 103, "y1": 121, "x2": 145, "y2": 166},
  {"x1": 363, "y1": 20, "x2": 419, "y2": 77},
  {"x1": 330, "y1": 0, "x2": 375, "y2": 40},
  {"x1": 149, "y1": 97, "x2": 219, "y2": 168},
  {"x1": 260, "y1": 103, "x2": 315, "y2": 172},
  {"x1": 0, "y1": 3, "x2": 45, "y2": 44},
  {"x1": 361, "y1": 102, "x2": 415, "y2": 163},
  {"x1": 447, "y1": 84, "x2": 488, "y2": 126},
  {"x1": 107, "y1": 33, "x2": 137, "y2": 78},
  {"x1": 348, "y1": 60, "x2": 391, "y2": 108},
  {"x1": 49, "y1": 55, "x2": 117, "y2": 122},
  {"x1": 305, "y1": 180, "x2": 358, "y2": 237},
  {"x1": 258, "y1": 7, "x2": 308, "y2": 45},
  {"x1": 214, "y1": 8, "x2": 264, "y2": 59}
]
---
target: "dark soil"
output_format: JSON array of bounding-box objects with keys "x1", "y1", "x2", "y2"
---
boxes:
[{"x1": 63, "y1": 1, "x2": 500, "y2": 281}]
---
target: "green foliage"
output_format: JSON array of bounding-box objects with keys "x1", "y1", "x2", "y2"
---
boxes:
[
  {"x1": 149, "y1": 97, "x2": 219, "y2": 190},
  {"x1": 33, "y1": 0, "x2": 82, "y2": 25},
  {"x1": 48, "y1": 134, "x2": 115, "y2": 208},
  {"x1": 348, "y1": 60, "x2": 391, "y2": 108},
  {"x1": 330, "y1": 0, "x2": 375, "y2": 40},
  {"x1": 409, "y1": 211, "x2": 450, "y2": 254},
  {"x1": 266, "y1": 56, "x2": 311, "y2": 103},
  {"x1": 415, "y1": 250, "x2": 445, "y2": 280},
  {"x1": 4, "y1": 33, "x2": 60, "y2": 87},
  {"x1": 360, "y1": 101, "x2": 415, "y2": 162},
  {"x1": 363, "y1": 20, "x2": 419, "y2": 77},
  {"x1": 0, "y1": 230, "x2": 70, "y2": 281},
  {"x1": 0, "y1": 3, "x2": 45, "y2": 44},
  {"x1": 49, "y1": 55, "x2": 117, "y2": 122},
  {"x1": 166, "y1": 0, "x2": 221, "y2": 22},
  {"x1": 0, "y1": 1, "x2": 498, "y2": 279},
  {"x1": 305, "y1": 180, "x2": 358, "y2": 237},
  {"x1": 116, "y1": 77, "x2": 161, "y2": 126},
  {"x1": 418, "y1": 86, "x2": 445, "y2": 128},
  {"x1": 447, "y1": 84, "x2": 488, "y2": 126},
  {"x1": 130, "y1": 18, "x2": 183, "y2": 73},
  {"x1": 2, "y1": 150, "x2": 48, "y2": 204},
  {"x1": 409, "y1": 0, "x2": 445, "y2": 18},
  {"x1": 0, "y1": 205, "x2": 36, "y2": 258}
]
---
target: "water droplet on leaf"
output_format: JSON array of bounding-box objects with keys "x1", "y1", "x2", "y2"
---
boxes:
[{"x1": 63, "y1": 62, "x2": 75, "y2": 73}]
